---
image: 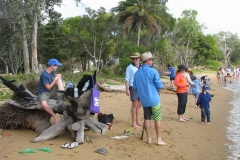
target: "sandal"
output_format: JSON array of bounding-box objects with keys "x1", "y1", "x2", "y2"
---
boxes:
[
  {"x1": 94, "y1": 148, "x2": 108, "y2": 155},
  {"x1": 61, "y1": 143, "x2": 71, "y2": 148},
  {"x1": 67, "y1": 142, "x2": 78, "y2": 149}
]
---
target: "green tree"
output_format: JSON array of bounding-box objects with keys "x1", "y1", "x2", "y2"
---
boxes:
[{"x1": 111, "y1": 0, "x2": 168, "y2": 46}]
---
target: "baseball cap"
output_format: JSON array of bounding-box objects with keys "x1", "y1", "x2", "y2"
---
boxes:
[
  {"x1": 202, "y1": 85, "x2": 211, "y2": 91},
  {"x1": 48, "y1": 58, "x2": 62, "y2": 67}
]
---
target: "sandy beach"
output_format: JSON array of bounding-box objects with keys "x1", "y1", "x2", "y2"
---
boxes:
[{"x1": 0, "y1": 73, "x2": 234, "y2": 160}]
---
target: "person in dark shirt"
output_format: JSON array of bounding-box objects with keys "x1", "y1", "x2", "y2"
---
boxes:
[
  {"x1": 168, "y1": 64, "x2": 175, "y2": 88},
  {"x1": 197, "y1": 85, "x2": 212, "y2": 124},
  {"x1": 38, "y1": 58, "x2": 65, "y2": 123}
]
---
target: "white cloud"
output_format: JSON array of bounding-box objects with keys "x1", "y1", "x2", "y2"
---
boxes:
[{"x1": 55, "y1": 0, "x2": 240, "y2": 36}]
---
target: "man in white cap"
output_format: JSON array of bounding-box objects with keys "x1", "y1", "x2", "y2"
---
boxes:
[
  {"x1": 125, "y1": 52, "x2": 142, "y2": 127},
  {"x1": 133, "y1": 52, "x2": 165, "y2": 145},
  {"x1": 38, "y1": 58, "x2": 65, "y2": 123}
]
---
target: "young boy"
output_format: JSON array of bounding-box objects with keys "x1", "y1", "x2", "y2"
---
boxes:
[
  {"x1": 189, "y1": 75, "x2": 203, "y2": 108},
  {"x1": 196, "y1": 85, "x2": 212, "y2": 124}
]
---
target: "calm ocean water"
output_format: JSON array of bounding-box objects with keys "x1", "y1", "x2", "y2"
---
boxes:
[{"x1": 225, "y1": 80, "x2": 240, "y2": 160}]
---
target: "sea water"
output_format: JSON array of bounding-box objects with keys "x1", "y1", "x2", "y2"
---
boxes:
[{"x1": 225, "y1": 80, "x2": 240, "y2": 160}]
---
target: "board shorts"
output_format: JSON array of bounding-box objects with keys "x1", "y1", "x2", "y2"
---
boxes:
[
  {"x1": 143, "y1": 102, "x2": 162, "y2": 121},
  {"x1": 38, "y1": 85, "x2": 58, "y2": 102}
]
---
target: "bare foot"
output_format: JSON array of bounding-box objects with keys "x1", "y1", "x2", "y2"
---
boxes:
[
  {"x1": 201, "y1": 122, "x2": 205, "y2": 124},
  {"x1": 146, "y1": 138, "x2": 152, "y2": 144},
  {"x1": 54, "y1": 117, "x2": 60, "y2": 124},
  {"x1": 183, "y1": 117, "x2": 189, "y2": 121},
  {"x1": 131, "y1": 124, "x2": 141, "y2": 128},
  {"x1": 179, "y1": 119, "x2": 186, "y2": 122},
  {"x1": 206, "y1": 122, "x2": 210, "y2": 124},
  {"x1": 136, "y1": 123, "x2": 143, "y2": 126},
  {"x1": 157, "y1": 140, "x2": 166, "y2": 146}
]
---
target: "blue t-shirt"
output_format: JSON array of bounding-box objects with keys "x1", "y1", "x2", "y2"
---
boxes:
[
  {"x1": 38, "y1": 70, "x2": 55, "y2": 94},
  {"x1": 133, "y1": 64, "x2": 163, "y2": 107},
  {"x1": 169, "y1": 67, "x2": 175, "y2": 78},
  {"x1": 197, "y1": 92, "x2": 212, "y2": 109}
]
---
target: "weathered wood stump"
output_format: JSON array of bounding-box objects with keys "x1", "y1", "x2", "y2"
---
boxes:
[{"x1": 0, "y1": 72, "x2": 108, "y2": 143}]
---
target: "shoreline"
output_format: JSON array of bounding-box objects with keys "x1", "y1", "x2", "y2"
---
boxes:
[{"x1": 0, "y1": 73, "x2": 234, "y2": 160}]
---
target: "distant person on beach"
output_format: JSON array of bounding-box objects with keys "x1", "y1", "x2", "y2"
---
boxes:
[
  {"x1": 197, "y1": 85, "x2": 212, "y2": 124},
  {"x1": 174, "y1": 64, "x2": 190, "y2": 122},
  {"x1": 221, "y1": 67, "x2": 226, "y2": 82},
  {"x1": 226, "y1": 68, "x2": 231, "y2": 76},
  {"x1": 133, "y1": 52, "x2": 166, "y2": 145},
  {"x1": 38, "y1": 58, "x2": 65, "y2": 124},
  {"x1": 217, "y1": 68, "x2": 221, "y2": 83},
  {"x1": 125, "y1": 52, "x2": 142, "y2": 128},
  {"x1": 168, "y1": 64, "x2": 175, "y2": 88},
  {"x1": 189, "y1": 75, "x2": 203, "y2": 108}
]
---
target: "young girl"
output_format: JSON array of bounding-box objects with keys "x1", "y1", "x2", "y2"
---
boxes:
[
  {"x1": 189, "y1": 75, "x2": 203, "y2": 108},
  {"x1": 197, "y1": 85, "x2": 212, "y2": 124}
]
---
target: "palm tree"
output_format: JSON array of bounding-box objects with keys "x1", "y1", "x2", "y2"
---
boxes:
[{"x1": 111, "y1": 0, "x2": 169, "y2": 46}]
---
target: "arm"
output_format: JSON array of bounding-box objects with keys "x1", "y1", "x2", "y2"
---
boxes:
[
  {"x1": 125, "y1": 66, "x2": 131, "y2": 96},
  {"x1": 44, "y1": 74, "x2": 61, "y2": 90},
  {"x1": 184, "y1": 73, "x2": 195, "y2": 86}
]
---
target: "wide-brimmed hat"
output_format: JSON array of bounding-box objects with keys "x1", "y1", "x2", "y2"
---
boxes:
[
  {"x1": 129, "y1": 52, "x2": 140, "y2": 59},
  {"x1": 48, "y1": 58, "x2": 62, "y2": 67},
  {"x1": 178, "y1": 64, "x2": 187, "y2": 71},
  {"x1": 186, "y1": 68, "x2": 193, "y2": 74},
  {"x1": 141, "y1": 52, "x2": 155, "y2": 61},
  {"x1": 202, "y1": 85, "x2": 211, "y2": 91}
]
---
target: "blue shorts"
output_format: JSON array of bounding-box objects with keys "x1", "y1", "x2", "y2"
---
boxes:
[{"x1": 129, "y1": 86, "x2": 139, "y2": 101}]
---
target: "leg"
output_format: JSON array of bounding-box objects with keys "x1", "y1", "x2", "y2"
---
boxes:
[
  {"x1": 206, "y1": 109, "x2": 211, "y2": 124},
  {"x1": 177, "y1": 93, "x2": 186, "y2": 121},
  {"x1": 136, "y1": 100, "x2": 142, "y2": 126},
  {"x1": 131, "y1": 100, "x2": 140, "y2": 127},
  {"x1": 201, "y1": 108, "x2": 206, "y2": 124},
  {"x1": 145, "y1": 120, "x2": 152, "y2": 144},
  {"x1": 182, "y1": 92, "x2": 188, "y2": 120},
  {"x1": 56, "y1": 77, "x2": 64, "y2": 91},
  {"x1": 152, "y1": 103, "x2": 165, "y2": 145},
  {"x1": 155, "y1": 120, "x2": 165, "y2": 145},
  {"x1": 143, "y1": 107, "x2": 152, "y2": 144},
  {"x1": 41, "y1": 101, "x2": 59, "y2": 123}
]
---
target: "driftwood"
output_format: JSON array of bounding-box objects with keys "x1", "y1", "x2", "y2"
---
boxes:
[
  {"x1": 0, "y1": 72, "x2": 108, "y2": 143},
  {"x1": 97, "y1": 82, "x2": 175, "y2": 93}
]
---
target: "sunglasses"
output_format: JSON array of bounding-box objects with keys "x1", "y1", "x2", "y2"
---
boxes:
[
  {"x1": 132, "y1": 58, "x2": 139, "y2": 60},
  {"x1": 149, "y1": 59, "x2": 154, "y2": 61}
]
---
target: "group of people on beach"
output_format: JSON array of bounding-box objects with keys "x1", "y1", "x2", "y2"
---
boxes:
[
  {"x1": 217, "y1": 67, "x2": 240, "y2": 84},
  {"x1": 125, "y1": 52, "x2": 212, "y2": 145}
]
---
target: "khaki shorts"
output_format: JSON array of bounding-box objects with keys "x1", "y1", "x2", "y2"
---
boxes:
[
  {"x1": 143, "y1": 102, "x2": 162, "y2": 121},
  {"x1": 38, "y1": 85, "x2": 58, "y2": 102}
]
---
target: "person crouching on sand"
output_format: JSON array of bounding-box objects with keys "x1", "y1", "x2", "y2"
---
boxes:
[{"x1": 197, "y1": 85, "x2": 212, "y2": 124}]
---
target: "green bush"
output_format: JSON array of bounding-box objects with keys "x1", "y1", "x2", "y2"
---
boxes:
[{"x1": 205, "y1": 60, "x2": 222, "y2": 71}]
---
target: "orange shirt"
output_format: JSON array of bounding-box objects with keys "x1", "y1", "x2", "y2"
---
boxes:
[{"x1": 174, "y1": 72, "x2": 189, "y2": 93}]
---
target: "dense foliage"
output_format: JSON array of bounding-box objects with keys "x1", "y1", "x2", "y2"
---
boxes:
[{"x1": 0, "y1": 0, "x2": 240, "y2": 75}]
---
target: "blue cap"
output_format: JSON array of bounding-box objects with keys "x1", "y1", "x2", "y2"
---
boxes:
[
  {"x1": 202, "y1": 85, "x2": 211, "y2": 91},
  {"x1": 48, "y1": 58, "x2": 62, "y2": 67}
]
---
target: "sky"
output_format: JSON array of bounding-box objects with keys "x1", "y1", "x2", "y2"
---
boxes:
[{"x1": 55, "y1": 0, "x2": 240, "y2": 36}]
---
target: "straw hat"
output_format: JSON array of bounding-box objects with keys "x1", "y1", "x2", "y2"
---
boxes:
[
  {"x1": 141, "y1": 52, "x2": 156, "y2": 61},
  {"x1": 186, "y1": 68, "x2": 193, "y2": 74},
  {"x1": 129, "y1": 52, "x2": 140, "y2": 59}
]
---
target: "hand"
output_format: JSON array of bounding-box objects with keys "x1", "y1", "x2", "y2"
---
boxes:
[{"x1": 126, "y1": 89, "x2": 130, "y2": 96}]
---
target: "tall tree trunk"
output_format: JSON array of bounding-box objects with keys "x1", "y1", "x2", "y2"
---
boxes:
[
  {"x1": 0, "y1": 57, "x2": 8, "y2": 74},
  {"x1": 137, "y1": 21, "x2": 142, "y2": 46},
  {"x1": 31, "y1": 12, "x2": 38, "y2": 74},
  {"x1": 22, "y1": 29, "x2": 30, "y2": 74}
]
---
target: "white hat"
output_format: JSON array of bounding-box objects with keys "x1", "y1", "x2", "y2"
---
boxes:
[{"x1": 141, "y1": 52, "x2": 155, "y2": 61}]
